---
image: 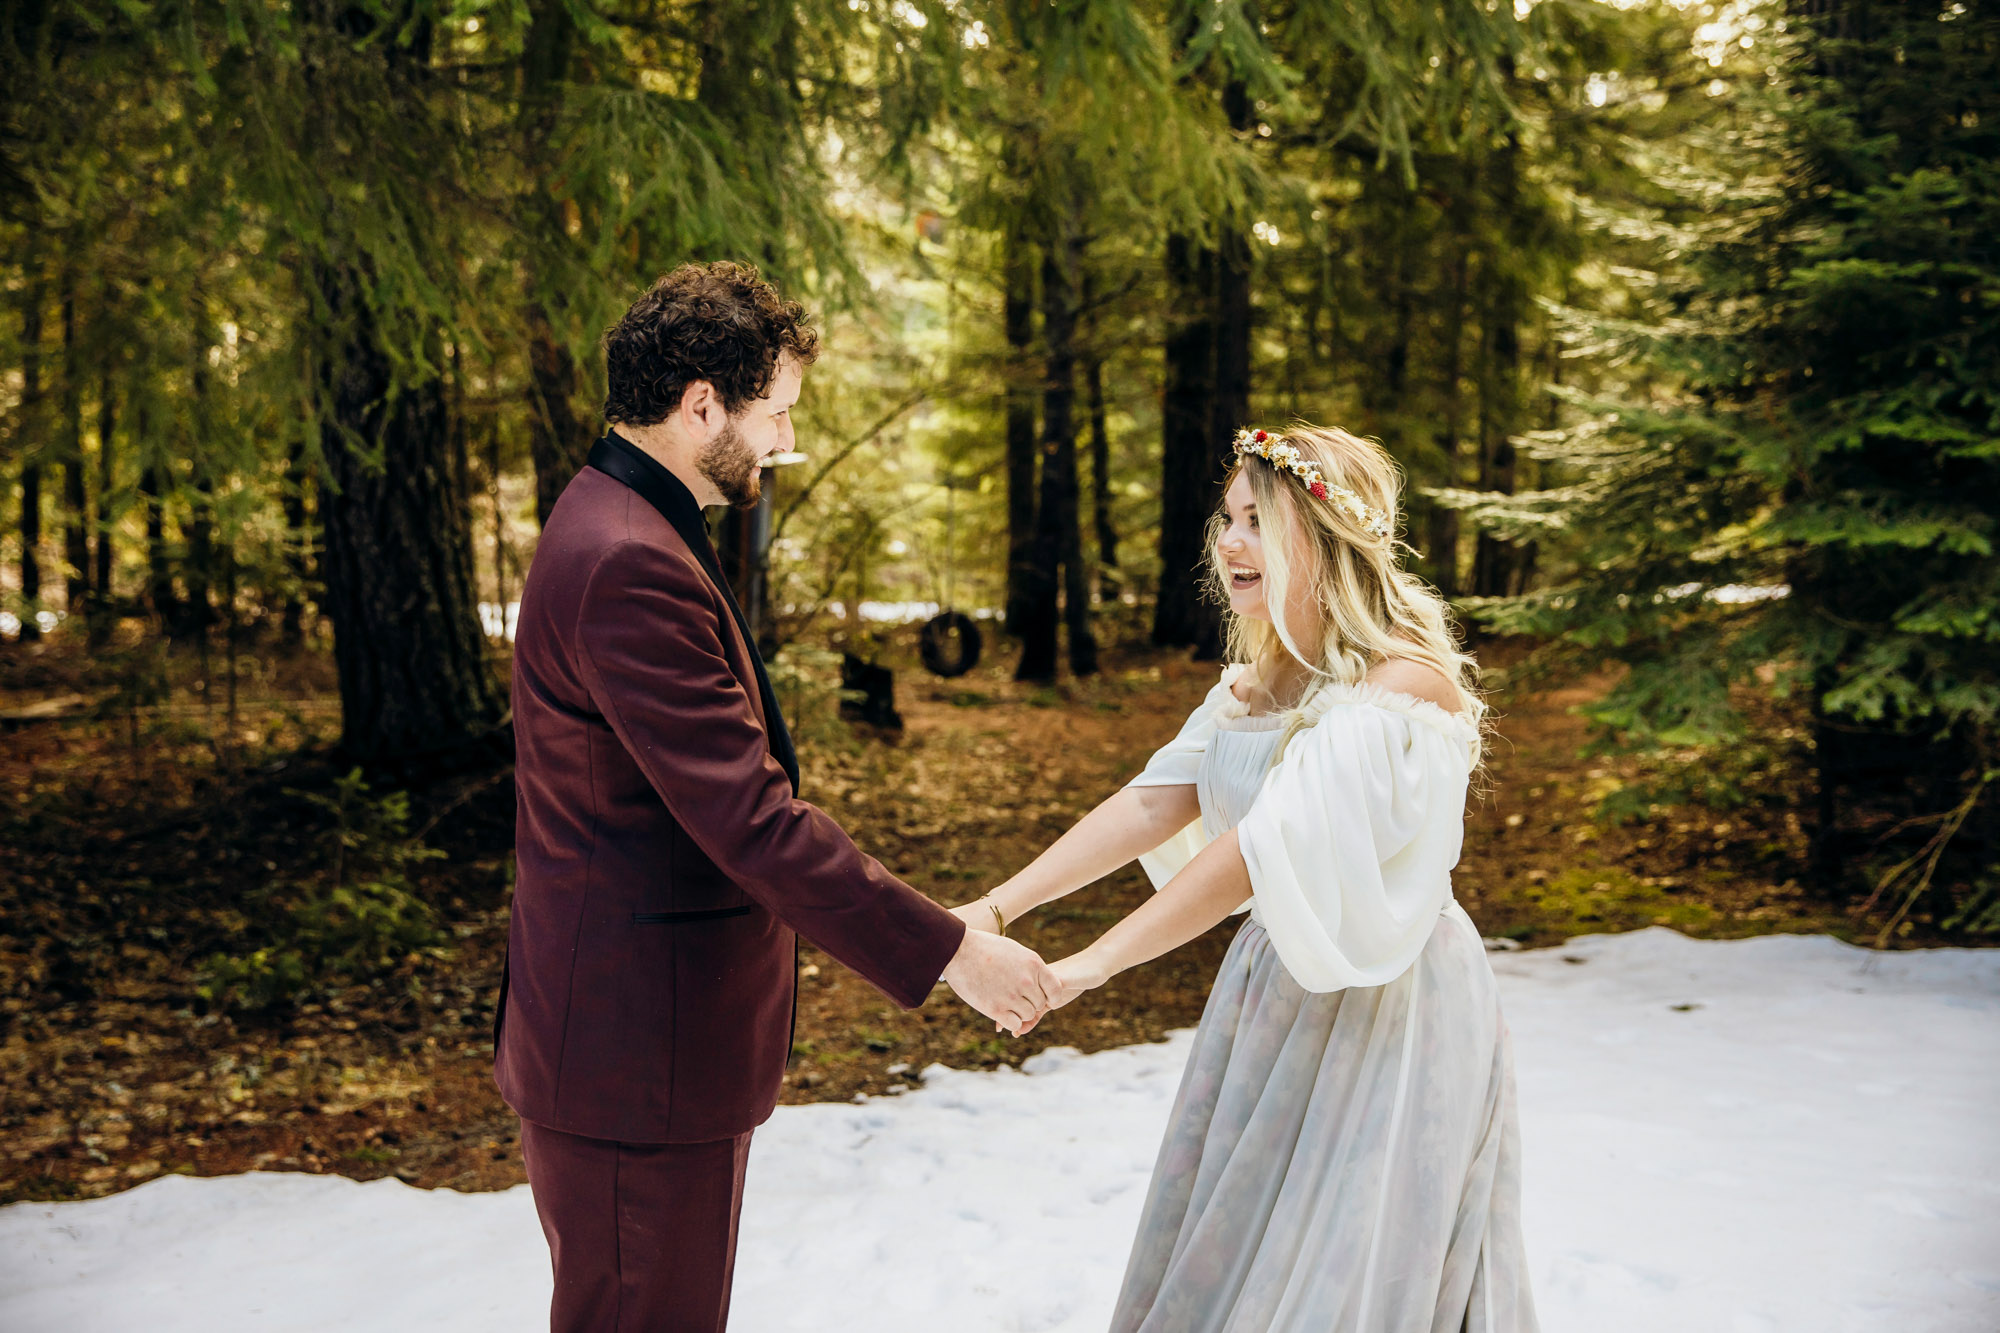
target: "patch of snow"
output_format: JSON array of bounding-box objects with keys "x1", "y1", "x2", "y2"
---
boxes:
[{"x1": 2, "y1": 928, "x2": 1995, "y2": 1331}]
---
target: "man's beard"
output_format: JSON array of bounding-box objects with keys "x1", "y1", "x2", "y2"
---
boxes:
[{"x1": 696, "y1": 417, "x2": 763, "y2": 510}]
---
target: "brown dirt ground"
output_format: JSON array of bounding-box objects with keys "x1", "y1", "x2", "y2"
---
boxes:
[{"x1": 0, "y1": 634, "x2": 1875, "y2": 1205}]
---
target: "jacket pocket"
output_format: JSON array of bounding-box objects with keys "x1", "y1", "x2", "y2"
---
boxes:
[{"x1": 631, "y1": 906, "x2": 755, "y2": 925}]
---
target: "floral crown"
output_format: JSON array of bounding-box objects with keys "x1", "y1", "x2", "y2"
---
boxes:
[{"x1": 1232, "y1": 428, "x2": 1393, "y2": 538}]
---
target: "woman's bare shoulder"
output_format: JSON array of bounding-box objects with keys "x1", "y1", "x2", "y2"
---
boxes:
[{"x1": 1364, "y1": 657, "x2": 1464, "y2": 715}]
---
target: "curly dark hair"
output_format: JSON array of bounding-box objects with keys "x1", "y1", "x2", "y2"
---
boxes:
[{"x1": 601, "y1": 262, "x2": 821, "y2": 425}]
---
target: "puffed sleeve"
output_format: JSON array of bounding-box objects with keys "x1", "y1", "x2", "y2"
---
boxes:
[
  {"x1": 1237, "y1": 701, "x2": 1473, "y2": 993},
  {"x1": 1126, "y1": 665, "x2": 1248, "y2": 889}
]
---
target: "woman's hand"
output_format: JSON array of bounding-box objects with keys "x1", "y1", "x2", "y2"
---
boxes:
[
  {"x1": 1049, "y1": 950, "x2": 1112, "y2": 1003},
  {"x1": 1012, "y1": 949, "x2": 1112, "y2": 1035},
  {"x1": 950, "y1": 897, "x2": 1006, "y2": 935}
]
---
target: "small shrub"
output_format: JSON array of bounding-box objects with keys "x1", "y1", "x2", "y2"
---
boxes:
[{"x1": 197, "y1": 769, "x2": 446, "y2": 1012}]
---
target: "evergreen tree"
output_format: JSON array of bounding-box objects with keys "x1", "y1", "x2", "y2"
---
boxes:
[{"x1": 1470, "y1": 0, "x2": 2000, "y2": 923}]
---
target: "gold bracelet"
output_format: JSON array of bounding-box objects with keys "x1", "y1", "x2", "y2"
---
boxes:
[{"x1": 984, "y1": 897, "x2": 1007, "y2": 937}]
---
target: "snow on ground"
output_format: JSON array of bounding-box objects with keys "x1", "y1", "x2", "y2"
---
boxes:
[{"x1": 3, "y1": 928, "x2": 1996, "y2": 1332}]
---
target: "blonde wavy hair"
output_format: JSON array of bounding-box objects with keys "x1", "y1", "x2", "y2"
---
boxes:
[{"x1": 1203, "y1": 422, "x2": 1488, "y2": 762}]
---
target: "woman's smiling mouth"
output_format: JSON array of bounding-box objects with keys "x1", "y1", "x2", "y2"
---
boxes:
[{"x1": 1229, "y1": 564, "x2": 1262, "y2": 591}]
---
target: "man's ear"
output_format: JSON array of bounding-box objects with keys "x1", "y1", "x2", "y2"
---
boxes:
[{"x1": 678, "y1": 379, "x2": 723, "y2": 440}]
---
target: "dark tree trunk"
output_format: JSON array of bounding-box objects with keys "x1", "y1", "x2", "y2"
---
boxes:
[
  {"x1": 89, "y1": 365, "x2": 115, "y2": 647},
  {"x1": 138, "y1": 390, "x2": 179, "y2": 630},
  {"x1": 527, "y1": 317, "x2": 588, "y2": 528},
  {"x1": 1355, "y1": 172, "x2": 1418, "y2": 472},
  {"x1": 1469, "y1": 301, "x2": 1524, "y2": 596},
  {"x1": 716, "y1": 487, "x2": 777, "y2": 654},
  {"x1": 18, "y1": 460, "x2": 41, "y2": 641},
  {"x1": 1003, "y1": 222, "x2": 1039, "y2": 635},
  {"x1": 176, "y1": 327, "x2": 218, "y2": 644},
  {"x1": 59, "y1": 279, "x2": 90, "y2": 616},
  {"x1": 1154, "y1": 75, "x2": 1253, "y2": 660},
  {"x1": 1016, "y1": 229, "x2": 1097, "y2": 682},
  {"x1": 1210, "y1": 77, "x2": 1254, "y2": 445},
  {"x1": 486, "y1": 417, "x2": 510, "y2": 634},
  {"x1": 1085, "y1": 353, "x2": 1116, "y2": 570},
  {"x1": 280, "y1": 435, "x2": 315, "y2": 649},
  {"x1": 520, "y1": 0, "x2": 589, "y2": 529},
  {"x1": 1199, "y1": 210, "x2": 1248, "y2": 669},
  {"x1": 316, "y1": 267, "x2": 505, "y2": 766},
  {"x1": 179, "y1": 465, "x2": 217, "y2": 643},
  {"x1": 1153, "y1": 231, "x2": 1221, "y2": 653},
  {"x1": 94, "y1": 366, "x2": 114, "y2": 603},
  {"x1": 1471, "y1": 70, "x2": 1529, "y2": 599},
  {"x1": 17, "y1": 268, "x2": 44, "y2": 642},
  {"x1": 1428, "y1": 231, "x2": 1471, "y2": 598}
]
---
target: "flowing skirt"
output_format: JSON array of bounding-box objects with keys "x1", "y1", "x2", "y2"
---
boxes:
[{"x1": 1108, "y1": 908, "x2": 1538, "y2": 1333}]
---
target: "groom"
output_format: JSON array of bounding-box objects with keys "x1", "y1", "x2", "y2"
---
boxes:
[{"x1": 495, "y1": 261, "x2": 1056, "y2": 1332}]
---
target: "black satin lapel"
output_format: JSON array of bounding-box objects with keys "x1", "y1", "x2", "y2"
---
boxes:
[{"x1": 586, "y1": 434, "x2": 801, "y2": 793}]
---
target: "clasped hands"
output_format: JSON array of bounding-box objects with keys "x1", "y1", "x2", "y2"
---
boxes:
[{"x1": 938, "y1": 898, "x2": 1105, "y2": 1037}]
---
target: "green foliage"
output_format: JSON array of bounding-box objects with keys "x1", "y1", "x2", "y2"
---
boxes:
[
  {"x1": 197, "y1": 769, "x2": 446, "y2": 1012},
  {"x1": 1507, "y1": 866, "x2": 1721, "y2": 940},
  {"x1": 1465, "y1": 0, "x2": 2000, "y2": 909},
  {"x1": 768, "y1": 646, "x2": 861, "y2": 754},
  {"x1": 1943, "y1": 870, "x2": 2000, "y2": 936},
  {"x1": 1592, "y1": 736, "x2": 1804, "y2": 825}
]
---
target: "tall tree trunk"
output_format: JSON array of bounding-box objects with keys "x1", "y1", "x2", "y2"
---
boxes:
[
  {"x1": 280, "y1": 435, "x2": 314, "y2": 649},
  {"x1": 1469, "y1": 342, "x2": 1523, "y2": 594},
  {"x1": 16, "y1": 266, "x2": 45, "y2": 642},
  {"x1": 527, "y1": 314, "x2": 587, "y2": 527},
  {"x1": 1003, "y1": 220, "x2": 1039, "y2": 635},
  {"x1": 486, "y1": 417, "x2": 510, "y2": 634},
  {"x1": 716, "y1": 488, "x2": 777, "y2": 654},
  {"x1": 1355, "y1": 173, "x2": 1418, "y2": 472},
  {"x1": 1085, "y1": 353, "x2": 1116, "y2": 570},
  {"x1": 180, "y1": 473, "x2": 217, "y2": 641},
  {"x1": 138, "y1": 389, "x2": 178, "y2": 629},
  {"x1": 316, "y1": 267, "x2": 505, "y2": 765},
  {"x1": 1428, "y1": 226, "x2": 1471, "y2": 598},
  {"x1": 1469, "y1": 309, "x2": 1523, "y2": 597},
  {"x1": 94, "y1": 367, "x2": 114, "y2": 597},
  {"x1": 59, "y1": 277, "x2": 90, "y2": 617},
  {"x1": 520, "y1": 0, "x2": 589, "y2": 528},
  {"x1": 1471, "y1": 68, "x2": 1528, "y2": 599},
  {"x1": 1210, "y1": 76, "x2": 1254, "y2": 446},
  {"x1": 182, "y1": 464, "x2": 217, "y2": 646},
  {"x1": 177, "y1": 324, "x2": 218, "y2": 643},
  {"x1": 90, "y1": 365, "x2": 115, "y2": 647},
  {"x1": 1153, "y1": 231, "x2": 1220, "y2": 652},
  {"x1": 1016, "y1": 227, "x2": 1097, "y2": 682},
  {"x1": 1155, "y1": 74, "x2": 1253, "y2": 660}
]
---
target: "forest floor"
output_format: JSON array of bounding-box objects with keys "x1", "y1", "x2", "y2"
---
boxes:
[{"x1": 0, "y1": 632, "x2": 1886, "y2": 1206}]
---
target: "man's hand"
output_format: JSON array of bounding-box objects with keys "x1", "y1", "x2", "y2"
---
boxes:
[{"x1": 939, "y1": 928, "x2": 1056, "y2": 1036}]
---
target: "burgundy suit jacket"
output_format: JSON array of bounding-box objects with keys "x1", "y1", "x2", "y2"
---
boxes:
[{"x1": 494, "y1": 432, "x2": 965, "y2": 1143}]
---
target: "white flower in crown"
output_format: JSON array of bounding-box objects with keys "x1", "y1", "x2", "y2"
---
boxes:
[{"x1": 1231, "y1": 427, "x2": 1394, "y2": 539}]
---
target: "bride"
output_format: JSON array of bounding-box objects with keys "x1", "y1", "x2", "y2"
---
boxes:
[{"x1": 954, "y1": 424, "x2": 1538, "y2": 1331}]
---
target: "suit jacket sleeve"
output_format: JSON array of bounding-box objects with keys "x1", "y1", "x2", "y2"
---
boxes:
[{"x1": 574, "y1": 538, "x2": 965, "y2": 1009}]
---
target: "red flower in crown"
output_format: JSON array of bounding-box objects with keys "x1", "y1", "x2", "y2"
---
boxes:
[
  {"x1": 1309, "y1": 480, "x2": 1329, "y2": 500},
  {"x1": 1253, "y1": 430, "x2": 1268, "y2": 442}
]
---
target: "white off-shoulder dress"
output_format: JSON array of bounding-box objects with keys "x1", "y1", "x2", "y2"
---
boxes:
[{"x1": 1112, "y1": 667, "x2": 1537, "y2": 1333}]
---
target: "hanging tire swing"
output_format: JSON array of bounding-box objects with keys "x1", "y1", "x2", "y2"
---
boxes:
[
  {"x1": 919, "y1": 610, "x2": 982, "y2": 678},
  {"x1": 919, "y1": 471, "x2": 982, "y2": 679}
]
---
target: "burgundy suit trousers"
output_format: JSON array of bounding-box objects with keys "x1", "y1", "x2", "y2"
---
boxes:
[{"x1": 520, "y1": 1117, "x2": 754, "y2": 1332}]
